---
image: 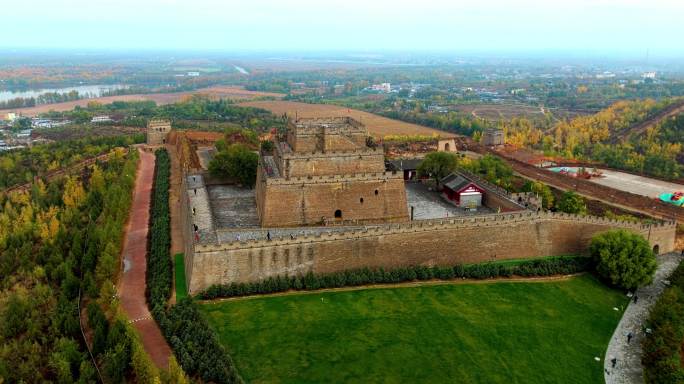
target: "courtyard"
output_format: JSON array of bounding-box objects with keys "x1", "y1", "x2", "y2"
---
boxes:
[
  {"x1": 405, "y1": 181, "x2": 493, "y2": 220},
  {"x1": 201, "y1": 274, "x2": 627, "y2": 384}
]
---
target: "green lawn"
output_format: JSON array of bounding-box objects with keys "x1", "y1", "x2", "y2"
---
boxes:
[
  {"x1": 174, "y1": 253, "x2": 188, "y2": 300},
  {"x1": 201, "y1": 275, "x2": 627, "y2": 384}
]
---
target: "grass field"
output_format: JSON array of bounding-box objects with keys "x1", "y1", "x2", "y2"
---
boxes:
[
  {"x1": 201, "y1": 275, "x2": 627, "y2": 384},
  {"x1": 174, "y1": 253, "x2": 188, "y2": 301},
  {"x1": 238, "y1": 100, "x2": 447, "y2": 138}
]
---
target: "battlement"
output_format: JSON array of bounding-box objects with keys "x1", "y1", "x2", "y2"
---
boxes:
[
  {"x1": 291, "y1": 117, "x2": 365, "y2": 131},
  {"x1": 263, "y1": 171, "x2": 403, "y2": 185},
  {"x1": 276, "y1": 145, "x2": 383, "y2": 160},
  {"x1": 147, "y1": 119, "x2": 171, "y2": 131},
  {"x1": 194, "y1": 211, "x2": 676, "y2": 251}
]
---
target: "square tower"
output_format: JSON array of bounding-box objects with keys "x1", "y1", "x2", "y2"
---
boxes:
[
  {"x1": 147, "y1": 119, "x2": 171, "y2": 145},
  {"x1": 256, "y1": 117, "x2": 409, "y2": 227}
]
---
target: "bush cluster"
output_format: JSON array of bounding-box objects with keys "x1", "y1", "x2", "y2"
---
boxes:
[
  {"x1": 642, "y1": 261, "x2": 684, "y2": 383},
  {"x1": 147, "y1": 148, "x2": 172, "y2": 310},
  {"x1": 147, "y1": 149, "x2": 242, "y2": 383},
  {"x1": 154, "y1": 299, "x2": 241, "y2": 384},
  {"x1": 199, "y1": 256, "x2": 590, "y2": 300}
]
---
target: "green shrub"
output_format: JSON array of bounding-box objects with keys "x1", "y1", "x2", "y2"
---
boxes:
[
  {"x1": 199, "y1": 256, "x2": 590, "y2": 300},
  {"x1": 642, "y1": 261, "x2": 684, "y2": 383},
  {"x1": 589, "y1": 229, "x2": 657, "y2": 290},
  {"x1": 147, "y1": 149, "x2": 242, "y2": 383}
]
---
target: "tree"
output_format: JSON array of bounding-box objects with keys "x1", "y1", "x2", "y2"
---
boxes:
[
  {"x1": 590, "y1": 230, "x2": 657, "y2": 290},
  {"x1": 208, "y1": 144, "x2": 259, "y2": 187},
  {"x1": 523, "y1": 181, "x2": 554, "y2": 210},
  {"x1": 556, "y1": 191, "x2": 587, "y2": 215},
  {"x1": 417, "y1": 151, "x2": 459, "y2": 186},
  {"x1": 260, "y1": 140, "x2": 274, "y2": 153}
]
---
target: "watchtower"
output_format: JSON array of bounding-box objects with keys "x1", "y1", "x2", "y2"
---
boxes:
[{"x1": 147, "y1": 119, "x2": 171, "y2": 145}]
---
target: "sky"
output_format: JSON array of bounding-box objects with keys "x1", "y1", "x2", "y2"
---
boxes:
[{"x1": 2, "y1": 0, "x2": 683, "y2": 57}]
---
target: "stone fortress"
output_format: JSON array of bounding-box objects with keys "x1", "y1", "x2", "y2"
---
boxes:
[
  {"x1": 256, "y1": 117, "x2": 408, "y2": 227},
  {"x1": 178, "y1": 118, "x2": 676, "y2": 294}
]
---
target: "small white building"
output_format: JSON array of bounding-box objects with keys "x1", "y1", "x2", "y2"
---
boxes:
[{"x1": 91, "y1": 115, "x2": 113, "y2": 123}]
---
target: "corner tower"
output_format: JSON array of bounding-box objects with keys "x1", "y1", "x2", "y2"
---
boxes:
[{"x1": 256, "y1": 117, "x2": 409, "y2": 227}]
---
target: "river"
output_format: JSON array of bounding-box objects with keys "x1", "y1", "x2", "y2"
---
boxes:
[
  {"x1": 233, "y1": 66, "x2": 249, "y2": 75},
  {"x1": 0, "y1": 84, "x2": 128, "y2": 103}
]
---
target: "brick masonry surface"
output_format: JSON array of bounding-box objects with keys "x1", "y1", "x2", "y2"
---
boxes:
[{"x1": 186, "y1": 212, "x2": 676, "y2": 293}]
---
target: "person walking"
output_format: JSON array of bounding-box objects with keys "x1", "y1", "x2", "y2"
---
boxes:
[
  {"x1": 611, "y1": 356, "x2": 617, "y2": 368},
  {"x1": 267, "y1": 231, "x2": 272, "y2": 241},
  {"x1": 627, "y1": 331, "x2": 633, "y2": 344},
  {"x1": 633, "y1": 294, "x2": 638, "y2": 304}
]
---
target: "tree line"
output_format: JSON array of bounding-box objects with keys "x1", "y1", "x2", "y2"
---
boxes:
[
  {"x1": 0, "y1": 134, "x2": 145, "y2": 190},
  {"x1": 199, "y1": 256, "x2": 591, "y2": 300},
  {"x1": 0, "y1": 147, "x2": 176, "y2": 382},
  {"x1": 642, "y1": 260, "x2": 684, "y2": 382},
  {"x1": 146, "y1": 148, "x2": 243, "y2": 383}
]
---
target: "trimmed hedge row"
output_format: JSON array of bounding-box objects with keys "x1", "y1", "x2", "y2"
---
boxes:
[
  {"x1": 199, "y1": 256, "x2": 591, "y2": 300},
  {"x1": 642, "y1": 260, "x2": 684, "y2": 383},
  {"x1": 154, "y1": 299, "x2": 242, "y2": 384},
  {"x1": 147, "y1": 148, "x2": 243, "y2": 384},
  {"x1": 147, "y1": 148, "x2": 172, "y2": 310}
]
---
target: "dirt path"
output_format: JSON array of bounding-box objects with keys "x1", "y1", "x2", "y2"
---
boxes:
[
  {"x1": 118, "y1": 148, "x2": 172, "y2": 369},
  {"x1": 200, "y1": 273, "x2": 583, "y2": 304},
  {"x1": 604, "y1": 252, "x2": 682, "y2": 383}
]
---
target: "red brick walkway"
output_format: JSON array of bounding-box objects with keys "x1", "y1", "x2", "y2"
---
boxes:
[{"x1": 119, "y1": 148, "x2": 172, "y2": 369}]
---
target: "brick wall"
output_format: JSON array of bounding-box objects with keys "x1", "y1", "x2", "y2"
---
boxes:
[
  {"x1": 186, "y1": 212, "x2": 676, "y2": 293},
  {"x1": 256, "y1": 173, "x2": 409, "y2": 227},
  {"x1": 283, "y1": 151, "x2": 385, "y2": 177}
]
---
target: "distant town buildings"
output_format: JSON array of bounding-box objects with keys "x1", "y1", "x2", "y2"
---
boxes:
[
  {"x1": 370, "y1": 83, "x2": 391, "y2": 93},
  {"x1": 187, "y1": 71, "x2": 200, "y2": 77},
  {"x1": 642, "y1": 71, "x2": 657, "y2": 79},
  {"x1": 91, "y1": 115, "x2": 113, "y2": 123}
]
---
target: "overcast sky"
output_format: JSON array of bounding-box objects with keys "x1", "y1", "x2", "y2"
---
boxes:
[{"x1": 3, "y1": 0, "x2": 683, "y2": 57}]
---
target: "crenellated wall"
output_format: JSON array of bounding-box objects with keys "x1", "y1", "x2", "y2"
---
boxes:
[
  {"x1": 186, "y1": 211, "x2": 676, "y2": 293},
  {"x1": 256, "y1": 170, "x2": 409, "y2": 227},
  {"x1": 279, "y1": 149, "x2": 385, "y2": 178}
]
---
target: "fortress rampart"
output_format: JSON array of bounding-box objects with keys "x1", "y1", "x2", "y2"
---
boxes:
[{"x1": 185, "y1": 211, "x2": 676, "y2": 293}]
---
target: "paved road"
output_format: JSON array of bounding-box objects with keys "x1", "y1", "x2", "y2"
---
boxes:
[
  {"x1": 604, "y1": 252, "x2": 682, "y2": 384},
  {"x1": 118, "y1": 148, "x2": 172, "y2": 369},
  {"x1": 552, "y1": 167, "x2": 684, "y2": 199}
]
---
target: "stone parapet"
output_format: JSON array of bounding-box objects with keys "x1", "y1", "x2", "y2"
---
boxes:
[
  {"x1": 196, "y1": 211, "x2": 675, "y2": 251},
  {"x1": 264, "y1": 171, "x2": 403, "y2": 186}
]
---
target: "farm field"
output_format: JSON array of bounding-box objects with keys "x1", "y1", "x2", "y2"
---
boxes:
[
  {"x1": 238, "y1": 100, "x2": 447, "y2": 138},
  {"x1": 9, "y1": 86, "x2": 284, "y2": 116},
  {"x1": 201, "y1": 275, "x2": 626, "y2": 384},
  {"x1": 453, "y1": 103, "x2": 587, "y2": 121}
]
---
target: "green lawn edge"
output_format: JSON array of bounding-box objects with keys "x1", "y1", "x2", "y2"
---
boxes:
[{"x1": 201, "y1": 274, "x2": 627, "y2": 384}]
